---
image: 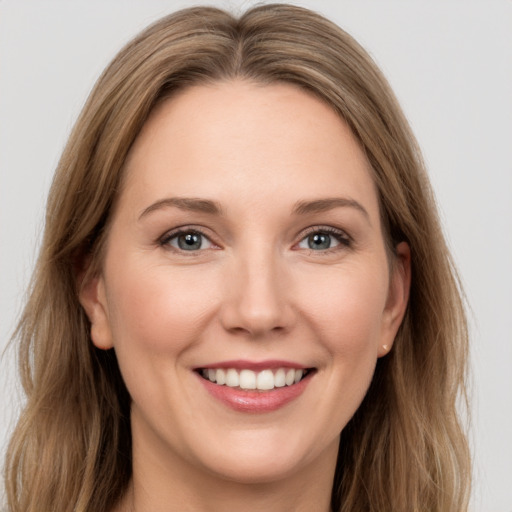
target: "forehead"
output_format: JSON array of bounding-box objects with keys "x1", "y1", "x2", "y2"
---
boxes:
[{"x1": 120, "y1": 80, "x2": 379, "y2": 220}]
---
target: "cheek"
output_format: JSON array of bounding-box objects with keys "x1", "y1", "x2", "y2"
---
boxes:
[
  {"x1": 105, "y1": 259, "x2": 220, "y2": 355},
  {"x1": 297, "y1": 261, "x2": 389, "y2": 355},
  {"x1": 288, "y1": 262, "x2": 390, "y2": 440}
]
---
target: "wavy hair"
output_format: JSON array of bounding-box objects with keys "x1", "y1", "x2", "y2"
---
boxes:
[{"x1": 4, "y1": 4, "x2": 470, "y2": 511}]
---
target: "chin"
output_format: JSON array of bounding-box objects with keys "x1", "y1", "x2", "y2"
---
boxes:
[
  {"x1": 205, "y1": 453, "x2": 308, "y2": 485},
  {"x1": 191, "y1": 428, "x2": 337, "y2": 485}
]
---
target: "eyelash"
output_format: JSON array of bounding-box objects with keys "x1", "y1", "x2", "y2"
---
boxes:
[
  {"x1": 158, "y1": 227, "x2": 217, "y2": 253},
  {"x1": 297, "y1": 225, "x2": 352, "y2": 253},
  {"x1": 158, "y1": 225, "x2": 352, "y2": 254}
]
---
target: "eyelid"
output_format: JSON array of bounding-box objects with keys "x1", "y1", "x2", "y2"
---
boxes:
[
  {"x1": 294, "y1": 225, "x2": 352, "y2": 251},
  {"x1": 158, "y1": 225, "x2": 220, "y2": 251},
  {"x1": 157, "y1": 224, "x2": 352, "y2": 253}
]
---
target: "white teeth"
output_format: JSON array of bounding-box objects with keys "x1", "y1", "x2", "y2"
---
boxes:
[
  {"x1": 216, "y1": 368, "x2": 226, "y2": 385},
  {"x1": 256, "y1": 369, "x2": 275, "y2": 390},
  {"x1": 225, "y1": 368, "x2": 239, "y2": 387},
  {"x1": 274, "y1": 368, "x2": 286, "y2": 388},
  {"x1": 239, "y1": 369, "x2": 257, "y2": 390},
  {"x1": 201, "y1": 367, "x2": 309, "y2": 390}
]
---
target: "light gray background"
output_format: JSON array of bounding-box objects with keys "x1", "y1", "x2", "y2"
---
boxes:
[{"x1": 1, "y1": 1, "x2": 511, "y2": 510}]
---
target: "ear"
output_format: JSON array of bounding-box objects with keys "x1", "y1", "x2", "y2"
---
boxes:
[
  {"x1": 78, "y1": 272, "x2": 114, "y2": 350},
  {"x1": 378, "y1": 241, "x2": 411, "y2": 357}
]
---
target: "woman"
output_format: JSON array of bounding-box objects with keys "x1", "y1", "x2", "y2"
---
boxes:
[{"x1": 3, "y1": 4, "x2": 471, "y2": 511}]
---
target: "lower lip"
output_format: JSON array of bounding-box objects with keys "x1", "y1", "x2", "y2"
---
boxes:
[{"x1": 196, "y1": 372, "x2": 313, "y2": 413}]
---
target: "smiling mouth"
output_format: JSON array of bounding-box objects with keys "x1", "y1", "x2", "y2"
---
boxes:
[{"x1": 197, "y1": 367, "x2": 314, "y2": 391}]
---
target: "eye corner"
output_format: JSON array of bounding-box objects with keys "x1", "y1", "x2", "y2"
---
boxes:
[
  {"x1": 294, "y1": 225, "x2": 352, "y2": 253},
  {"x1": 158, "y1": 227, "x2": 220, "y2": 254}
]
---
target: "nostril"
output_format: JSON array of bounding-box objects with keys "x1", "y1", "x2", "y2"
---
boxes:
[{"x1": 218, "y1": 268, "x2": 294, "y2": 336}]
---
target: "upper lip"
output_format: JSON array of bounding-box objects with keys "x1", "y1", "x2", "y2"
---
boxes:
[{"x1": 195, "y1": 359, "x2": 311, "y2": 371}]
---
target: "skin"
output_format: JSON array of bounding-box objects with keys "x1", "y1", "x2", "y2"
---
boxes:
[{"x1": 80, "y1": 80, "x2": 410, "y2": 512}]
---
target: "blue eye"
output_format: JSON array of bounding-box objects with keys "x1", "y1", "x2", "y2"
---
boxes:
[
  {"x1": 297, "y1": 228, "x2": 350, "y2": 251},
  {"x1": 306, "y1": 233, "x2": 334, "y2": 250},
  {"x1": 164, "y1": 231, "x2": 214, "y2": 251}
]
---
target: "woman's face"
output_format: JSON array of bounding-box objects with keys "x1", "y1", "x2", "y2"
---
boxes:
[{"x1": 81, "y1": 80, "x2": 409, "y2": 484}]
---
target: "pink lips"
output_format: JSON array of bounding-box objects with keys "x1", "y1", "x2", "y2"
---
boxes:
[
  {"x1": 195, "y1": 359, "x2": 314, "y2": 413},
  {"x1": 198, "y1": 359, "x2": 309, "y2": 371}
]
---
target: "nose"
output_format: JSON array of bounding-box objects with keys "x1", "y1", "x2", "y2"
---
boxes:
[{"x1": 220, "y1": 250, "x2": 295, "y2": 338}]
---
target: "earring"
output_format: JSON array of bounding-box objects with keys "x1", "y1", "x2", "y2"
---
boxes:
[{"x1": 381, "y1": 344, "x2": 390, "y2": 354}]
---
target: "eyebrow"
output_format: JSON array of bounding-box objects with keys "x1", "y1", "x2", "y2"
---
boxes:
[
  {"x1": 139, "y1": 196, "x2": 370, "y2": 223},
  {"x1": 139, "y1": 197, "x2": 223, "y2": 219},
  {"x1": 292, "y1": 197, "x2": 370, "y2": 222}
]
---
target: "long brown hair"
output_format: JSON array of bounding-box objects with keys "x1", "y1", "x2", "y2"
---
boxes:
[{"x1": 4, "y1": 4, "x2": 470, "y2": 511}]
